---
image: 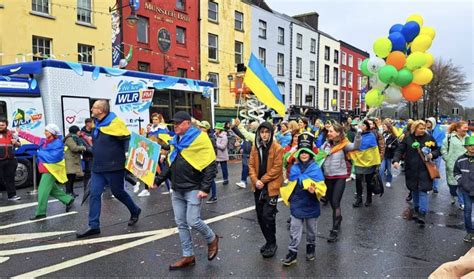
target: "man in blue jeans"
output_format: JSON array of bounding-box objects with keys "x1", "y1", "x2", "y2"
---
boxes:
[
  {"x1": 154, "y1": 111, "x2": 219, "y2": 270},
  {"x1": 76, "y1": 100, "x2": 141, "y2": 238}
]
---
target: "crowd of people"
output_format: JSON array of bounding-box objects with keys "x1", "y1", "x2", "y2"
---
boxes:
[{"x1": 1, "y1": 100, "x2": 474, "y2": 269}]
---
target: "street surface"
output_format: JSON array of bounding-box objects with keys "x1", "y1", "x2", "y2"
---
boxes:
[{"x1": 0, "y1": 160, "x2": 471, "y2": 277}]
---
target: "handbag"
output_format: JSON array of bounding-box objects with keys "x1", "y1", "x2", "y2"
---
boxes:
[
  {"x1": 415, "y1": 147, "x2": 441, "y2": 180},
  {"x1": 371, "y1": 170, "x2": 384, "y2": 196}
]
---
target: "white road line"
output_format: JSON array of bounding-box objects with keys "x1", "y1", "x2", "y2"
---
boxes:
[
  {"x1": 12, "y1": 205, "x2": 256, "y2": 278},
  {"x1": 0, "y1": 200, "x2": 59, "y2": 214},
  {"x1": 0, "y1": 231, "x2": 76, "y2": 245},
  {"x1": 0, "y1": 212, "x2": 78, "y2": 230}
]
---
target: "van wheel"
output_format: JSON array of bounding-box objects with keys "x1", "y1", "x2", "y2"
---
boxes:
[{"x1": 15, "y1": 159, "x2": 33, "y2": 189}]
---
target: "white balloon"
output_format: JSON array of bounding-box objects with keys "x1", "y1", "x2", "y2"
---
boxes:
[
  {"x1": 119, "y1": 59, "x2": 128, "y2": 68},
  {"x1": 384, "y1": 85, "x2": 403, "y2": 104},
  {"x1": 367, "y1": 57, "x2": 386, "y2": 75},
  {"x1": 370, "y1": 75, "x2": 387, "y2": 90}
]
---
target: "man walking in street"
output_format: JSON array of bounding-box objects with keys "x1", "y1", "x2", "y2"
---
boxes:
[
  {"x1": 76, "y1": 100, "x2": 141, "y2": 238},
  {"x1": 154, "y1": 111, "x2": 219, "y2": 270},
  {"x1": 249, "y1": 121, "x2": 284, "y2": 258},
  {"x1": 0, "y1": 117, "x2": 21, "y2": 201}
]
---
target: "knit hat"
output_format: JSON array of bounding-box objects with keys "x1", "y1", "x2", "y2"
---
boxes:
[
  {"x1": 214, "y1": 122, "x2": 225, "y2": 130},
  {"x1": 68, "y1": 125, "x2": 80, "y2": 134},
  {"x1": 294, "y1": 132, "x2": 317, "y2": 159},
  {"x1": 45, "y1": 124, "x2": 61, "y2": 136},
  {"x1": 198, "y1": 120, "x2": 211, "y2": 130},
  {"x1": 464, "y1": 136, "x2": 474, "y2": 146}
]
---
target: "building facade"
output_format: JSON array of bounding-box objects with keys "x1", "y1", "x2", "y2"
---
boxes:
[
  {"x1": 317, "y1": 31, "x2": 340, "y2": 120},
  {"x1": 340, "y1": 41, "x2": 369, "y2": 115},
  {"x1": 0, "y1": 0, "x2": 112, "y2": 66},
  {"x1": 200, "y1": 0, "x2": 252, "y2": 122}
]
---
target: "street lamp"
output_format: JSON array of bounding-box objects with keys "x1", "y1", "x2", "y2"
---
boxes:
[{"x1": 110, "y1": 0, "x2": 140, "y2": 27}]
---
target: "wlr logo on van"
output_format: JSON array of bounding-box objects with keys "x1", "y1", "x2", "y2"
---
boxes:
[{"x1": 115, "y1": 80, "x2": 153, "y2": 105}]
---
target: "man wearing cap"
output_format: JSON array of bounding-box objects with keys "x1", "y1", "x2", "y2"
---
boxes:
[
  {"x1": 76, "y1": 100, "x2": 141, "y2": 238},
  {"x1": 154, "y1": 111, "x2": 219, "y2": 270},
  {"x1": 0, "y1": 116, "x2": 22, "y2": 201}
]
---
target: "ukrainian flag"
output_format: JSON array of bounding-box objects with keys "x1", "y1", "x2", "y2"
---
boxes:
[
  {"x1": 93, "y1": 112, "x2": 130, "y2": 138},
  {"x1": 348, "y1": 132, "x2": 381, "y2": 167},
  {"x1": 244, "y1": 53, "x2": 286, "y2": 117},
  {"x1": 168, "y1": 126, "x2": 216, "y2": 171},
  {"x1": 37, "y1": 137, "x2": 68, "y2": 184}
]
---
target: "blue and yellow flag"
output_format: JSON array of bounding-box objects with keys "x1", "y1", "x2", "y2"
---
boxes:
[
  {"x1": 93, "y1": 112, "x2": 130, "y2": 138},
  {"x1": 280, "y1": 161, "x2": 327, "y2": 206},
  {"x1": 348, "y1": 132, "x2": 381, "y2": 167},
  {"x1": 244, "y1": 53, "x2": 285, "y2": 117},
  {"x1": 168, "y1": 126, "x2": 216, "y2": 171},
  {"x1": 38, "y1": 137, "x2": 68, "y2": 184}
]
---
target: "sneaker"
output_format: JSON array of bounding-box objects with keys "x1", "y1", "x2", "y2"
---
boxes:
[
  {"x1": 223, "y1": 180, "x2": 229, "y2": 185},
  {"x1": 8, "y1": 195, "x2": 21, "y2": 201},
  {"x1": 345, "y1": 177, "x2": 352, "y2": 182},
  {"x1": 161, "y1": 190, "x2": 170, "y2": 195},
  {"x1": 137, "y1": 189, "x2": 150, "y2": 197},
  {"x1": 206, "y1": 197, "x2": 217, "y2": 204},
  {"x1": 385, "y1": 182, "x2": 391, "y2": 188},
  {"x1": 350, "y1": 174, "x2": 356, "y2": 180},
  {"x1": 451, "y1": 196, "x2": 456, "y2": 205},
  {"x1": 459, "y1": 204, "x2": 465, "y2": 210},
  {"x1": 463, "y1": 233, "x2": 474, "y2": 243},
  {"x1": 306, "y1": 244, "x2": 316, "y2": 261},
  {"x1": 282, "y1": 250, "x2": 297, "y2": 266},
  {"x1": 262, "y1": 243, "x2": 277, "y2": 258},
  {"x1": 236, "y1": 181, "x2": 246, "y2": 189},
  {"x1": 133, "y1": 182, "x2": 140, "y2": 193}
]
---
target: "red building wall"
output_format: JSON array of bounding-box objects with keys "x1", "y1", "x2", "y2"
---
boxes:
[
  {"x1": 121, "y1": 0, "x2": 200, "y2": 79},
  {"x1": 340, "y1": 42, "x2": 369, "y2": 113}
]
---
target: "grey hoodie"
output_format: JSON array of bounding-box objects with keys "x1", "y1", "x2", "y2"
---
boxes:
[{"x1": 321, "y1": 132, "x2": 361, "y2": 178}]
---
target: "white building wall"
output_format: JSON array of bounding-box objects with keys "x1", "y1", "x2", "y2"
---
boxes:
[{"x1": 318, "y1": 33, "x2": 341, "y2": 113}]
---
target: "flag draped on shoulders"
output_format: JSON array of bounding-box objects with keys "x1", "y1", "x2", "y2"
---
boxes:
[
  {"x1": 314, "y1": 138, "x2": 350, "y2": 167},
  {"x1": 93, "y1": 112, "x2": 130, "y2": 138},
  {"x1": 243, "y1": 53, "x2": 286, "y2": 117},
  {"x1": 348, "y1": 132, "x2": 381, "y2": 167},
  {"x1": 38, "y1": 137, "x2": 68, "y2": 183},
  {"x1": 280, "y1": 161, "x2": 327, "y2": 206},
  {"x1": 168, "y1": 126, "x2": 216, "y2": 171}
]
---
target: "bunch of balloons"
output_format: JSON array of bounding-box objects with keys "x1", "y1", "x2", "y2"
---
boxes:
[{"x1": 361, "y1": 14, "x2": 436, "y2": 108}]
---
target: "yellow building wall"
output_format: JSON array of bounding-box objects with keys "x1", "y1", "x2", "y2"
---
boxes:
[
  {"x1": 200, "y1": 0, "x2": 252, "y2": 109},
  {"x1": 0, "y1": 0, "x2": 113, "y2": 66}
]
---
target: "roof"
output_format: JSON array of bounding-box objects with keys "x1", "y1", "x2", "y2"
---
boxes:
[
  {"x1": 318, "y1": 30, "x2": 339, "y2": 41},
  {"x1": 248, "y1": 0, "x2": 272, "y2": 12},
  {"x1": 339, "y1": 40, "x2": 370, "y2": 57}
]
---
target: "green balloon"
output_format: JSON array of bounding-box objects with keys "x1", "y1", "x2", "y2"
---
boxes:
[
  {"x1": 394, "y1": 68, "x2": 413, "y2": 87},
  {"x1": 360, "y1": 58, "x2": 374, "y2": 77},
  {"x1": 378, "y1": 65, "x2": 398, "y2": 84}
]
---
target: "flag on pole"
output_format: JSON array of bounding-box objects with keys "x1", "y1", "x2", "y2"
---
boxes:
[{"x1": 243, "y1": 53, "x2": 285, "y2": 117}]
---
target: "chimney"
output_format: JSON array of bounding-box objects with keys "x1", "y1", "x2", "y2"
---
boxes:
[{"x1": 293, "y1": 12, "x2": 319, "y2": 30}]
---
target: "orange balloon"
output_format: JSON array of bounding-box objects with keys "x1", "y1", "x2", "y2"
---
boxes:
[
  {"x1": 386, "y1": 51, "x2": 407, "y2": 70},
  {"x1": 402, "y1": 83, "x2": 423, "y2": 102}
]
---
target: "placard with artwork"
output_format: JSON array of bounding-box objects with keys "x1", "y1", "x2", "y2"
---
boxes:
[{"x1": 125, "y1": 132, "x2": 160, "y2": 187}]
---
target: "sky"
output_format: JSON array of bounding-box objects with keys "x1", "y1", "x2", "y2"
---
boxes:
[{"x1": 266, "y1": 0, "x2": 474, "y2": 107}]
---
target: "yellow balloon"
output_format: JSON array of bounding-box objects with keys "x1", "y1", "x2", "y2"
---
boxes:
[
  {"x1": 373, "y1": 37, "x2": 392, "y2": 58},
  {"x1": 365, "y1": 89, "x2": 384, "y2": 108},
  {"x1": 423, "y1": 53, "x2": 434, "y2": 68},
  {"x1": 411, "y1": 34, "x2": 432, "y2": 52},
  {"x1": 407, "y1": 14, "x2": 424, "y2": 26},
  {"x1": 406, "y1": 52, "x2": 427, "y2": 70},
  {"x1": 412, "y1": 68, "x2": 433, "y2": 85},
  {"x1": 420, "y1": 26, "x2": 436, "y2": 40}
]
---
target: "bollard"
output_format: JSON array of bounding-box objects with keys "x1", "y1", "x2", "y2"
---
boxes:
[{"x1": 28, "y1": 155, "x2": 38, "y2": 195}]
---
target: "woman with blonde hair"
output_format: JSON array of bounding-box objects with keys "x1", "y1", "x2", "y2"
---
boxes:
[
  {"x1": 379, "y1": 120, "x2": 399, "y2": 187},
  {"x1": 288, "y1": 120, "x2": 300, "y2": 134}
]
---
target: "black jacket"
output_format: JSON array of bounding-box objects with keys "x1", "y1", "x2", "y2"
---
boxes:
[
  {"x1": 454, "y1": 154, "x2": 474, "y2": 195},
  {"x1": 92, "y1": 130, "x2": 129, "y2": 173},
  {"x1": 393, "y1": 133, "x2": 440, "y2": 192},
  {"x1": 383, "y1": 131, "x2": 399, "y2": 159}
]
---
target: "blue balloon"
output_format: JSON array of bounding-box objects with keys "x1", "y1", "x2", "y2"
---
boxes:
[
  {"x1": 401, "y1": 21, "x2": 420, "y2": 43},
  {"x1": 388, "y1": 32, "x2": 407, "y2": 52},
  {"x1": 389, "y1": 24, "x2": 404, "y2": 34}
]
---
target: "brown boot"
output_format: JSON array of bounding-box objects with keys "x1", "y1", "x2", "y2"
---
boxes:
[
  {"x1": 169, "y1": 256, "x2": 196, "y2": 270},
  {"x1": 208, "y1": 235, "x2": 219, "y2": 261}
]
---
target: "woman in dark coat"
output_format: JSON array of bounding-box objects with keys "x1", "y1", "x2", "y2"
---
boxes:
[{"x1": 393, "y1": 120, "x2": 440, "y2": 227}]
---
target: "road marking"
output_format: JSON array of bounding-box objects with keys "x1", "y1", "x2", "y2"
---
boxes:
[
  {"x1": 0, "y1": 200, "x2": 58, "y2": 214},
  {"x1": 0, "y1": 212, "x2": 78, "y2": 230},
  {"x1": 12, "y1": 205, "x2": 256, "y2": 278},
  {"x1": 0, "y1": 231, "x2": 75, "y2": 245}
]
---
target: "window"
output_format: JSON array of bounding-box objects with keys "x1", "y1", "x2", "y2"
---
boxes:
[
  {"x1": 310, "y1": 38, "x2": 316, "y2": 54},
  {"x1": 324, "y1": 46, "x2": 330, "y2": 61},
  {"x1": 348, "y1": 72, "x2": 353, "y2": 88},
  {"x1": 358, "y1": 75, "x2": 362, "y2": 90},
  {"x1": 234, "y1": 11, "x2": 243, "y2": 31},
  {"x1": 341, "y1": 70, "x2": 347, "y2": 87},
  {"x1": 137, "y1": 16, "x2": 149, "y2": 43},
  {"x1": 340, "y1": 90, "x2": 346, "y2": 110},
  {"x1": 277, "y1": 82, "x2": 286, "y2": 104},
  {"x1": 347, "y1": 91, "x2": 352, "y2": 109},
  {"x1": 324, "y1": 65, "x2": 329, "y2": 83},
  {"x1": 177, "y1": 68, "x2": 187, "y2": 78},
  {"x1": 278, "y1": 27, "x2": 284, "y2": 44},
  {"x1": 77, "y1": 0, "x2": 92, "y2": 23},
  {"x1": 78, "y1": 44, "x2": 94, "y2": 64},
  {"x1": 32, "y1": 0, "x2": 49, "y2": 14},
  {"x1": 208, "y1": 72, "x2": 219, "y2": 104},
  {"x1": 277, "y1": 53, "x2": 284, "y2": 76},
  {"x1": 357, "y1": 58, "x2": 362, "y2": 70},
  {"x1": 333, "y1": 68, "x2": 338, "y2": 85},
  {"x1": 296, "y1": 57, "x2": 302, "y2": 78},
  {"x1": 259, "y1": 20, "x2": 267, "y2": 39},
  {"x1": 348, "y1": 55, "x2": 353, "y2": 67},
  {"x1": 334, "y1": 50, "x2": 339, "y2": 64},
  {"x1": 258, "y1": 47, "x2": 266, "y2": 66},
  {"x1": 324, "y1": 88, "x2": 329, "y2": 110},
  {"x1": 295, "y1": 84, "x2": 302, "y2": 106},
  {"x1": 341, "y1": 52, "x2": 346, "y2": 65},
  {"x1": 310, "y1": 61, "x2": 315, "y2": 80},
  {"x1": 308, "y1": 86, "x2": 315, "y2": 106},
  {"x1": 176, "y1": 0, "x2": 185, "y2": 10},
  {"x1": 0, "y1": 101, "x2": 7, "y2": 119},
  {"x1": 138, "y1": 62, "x2": 150, "y2": 72},
  {"x1": 208, "y1": 1, "x2": 218, "y2": 22},
  {"x1": 235, "y1": 41, "x2": 243, "y2": 65},
  {"x1": 333, "y1": 90, "x2": 338, "y2": 111},
  {"x1": 176, "y1": 26, "x2": 186, "y2": 44},
  {"x1": 296, "y1": 33, "x2": 302, "y2": 49},
  {"x1": 208, "y1": 33, "x2": 218, "y2": 61},
  {"x1": 32, "y1": 36, "x2": 51, "y2": 61}
]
